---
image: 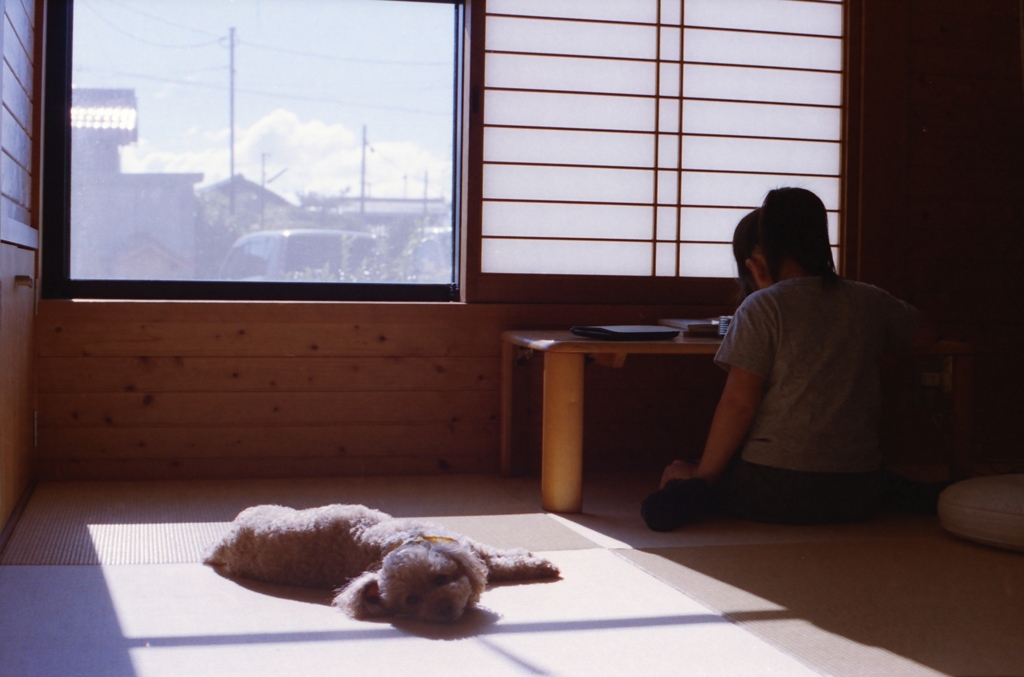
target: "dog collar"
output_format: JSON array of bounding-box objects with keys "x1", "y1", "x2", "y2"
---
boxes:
[{"x1": 383, "y1": 535, "x2": 458, "y2": 556}]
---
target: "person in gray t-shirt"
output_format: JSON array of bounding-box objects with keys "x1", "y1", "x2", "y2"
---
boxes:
[
  {"x1": 717, "y1": 275, "x2": 919, "y2": 474},
  {"x1": 642, "y1": 188, "x2": 930, "y2": 531}
]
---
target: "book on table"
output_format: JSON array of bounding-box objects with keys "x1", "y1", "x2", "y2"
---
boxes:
[{"x1": 569, "y1": 325, "x2": 680, "y2": 341}]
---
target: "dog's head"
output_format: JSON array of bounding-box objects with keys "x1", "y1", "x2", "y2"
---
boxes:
[{"x1": 333, "y1": 536, "x2": 487, "y2": 623}]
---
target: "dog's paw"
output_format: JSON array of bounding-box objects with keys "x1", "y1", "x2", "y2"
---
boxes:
[
  {"x1": 485, "y1": 551, "x2": 560, "y2": 582},
  {"x1": 202, "y1": 540, "x2": 227, "y2": 567},
  {"x1": 333, "y1": 572, "x2": 389, "y2": 619},
  {"x1": 528, "y1": 556, "x2": 560, "y2": 579}
]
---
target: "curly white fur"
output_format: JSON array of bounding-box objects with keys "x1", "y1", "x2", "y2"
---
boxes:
[{"x1": 204, "y1": 504, "x2": 560, "y2": 623}]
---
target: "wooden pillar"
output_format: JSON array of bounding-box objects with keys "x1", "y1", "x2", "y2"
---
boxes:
[{"x1": 541, "y1": 352, "x2": 585, "y2": 513}]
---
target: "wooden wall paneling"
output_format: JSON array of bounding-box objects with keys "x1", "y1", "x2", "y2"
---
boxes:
[
  {"x1": 1, "y1": 193, "x2": 28, "y2": 224},
  {"x1": 35, "y1": 300, "x2": 732, "y2": 480},
  {"x1": 0, "y1": 149, "x2": 28, "y2": 209},
  {"x1": 36, "y1": 355, "x2": 499, "y2": 393},
  {"x1": 856, "y1": 0, "x2": 911, "y2": 296},
  {"x1": 1, "y1": 60, "x2": 30, "y2": 138},
  {"x1": 38, "y1": 390, "x2": 499, "y2": 428},
  {"x1": 879, "y1": 0, "x2": 1024, "y2": 466},
  {"x1": 36, "y1": 299, "x2": 733, "y2": 325},
  {"x1": 35, "y1": 320, "x2": 509, "y2": 358},
  {"x1": 0, "y1": 243, "x2": 35, "y2": 527},
  {"x1": 4, "y1": 0, "x2": 33, "y2": 56},
  {"x1": 3, "y1": 9, "x2": 33, "y2": 98},
  {"x1": 841, "y1": 0, "x2": 863, "y2": 278},
  {"x1": 23, "y1": 0, "x2": 35, "y2": 29},
  {"x1": 36, "y1": 420, "x2": 498, "y2": 462},
  {"x1": 35, "y1": 454, "x2": 498, "y2": 483},
  {"x1": 1, "y1": 106, "x2": 28, "y2": 171}
]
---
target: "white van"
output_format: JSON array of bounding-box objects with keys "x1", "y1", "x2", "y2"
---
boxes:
[{"x1": 219, "y1": 229, "x2": 375, "y2": 281}]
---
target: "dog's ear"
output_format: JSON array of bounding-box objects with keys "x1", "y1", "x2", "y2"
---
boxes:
[
  {"x1": 333, "y1": 572, "x2": 389, "y2": 619},
  {"x1": 442, "y1": 546, "x2": 488, "y2": 602}
]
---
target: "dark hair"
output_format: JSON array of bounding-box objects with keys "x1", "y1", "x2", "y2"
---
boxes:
[
  {"x1": 732, "y1": 209, "x2": 761, "y2": 300},
  {"x1": 759, "y1": 187, "x2": 838, "y2": 287}
]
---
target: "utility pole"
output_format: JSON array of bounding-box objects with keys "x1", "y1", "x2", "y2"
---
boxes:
[
  {"x1": 360, "y1": 124, "x2": 367, "y2": 216},
  {"x1": 229, "y1": 27, "x2": 236, "y2": 215},
  {"x1": 423, "y1": 170, "x2": 429, "y2": 215},
  {"x1": 260, "y1": 154, "x2": 286, "y2": 231}
]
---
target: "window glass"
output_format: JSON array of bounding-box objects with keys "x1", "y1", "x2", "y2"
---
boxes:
[{"x1": 69, "y1": 0, "x2": 456, "y2": 285}]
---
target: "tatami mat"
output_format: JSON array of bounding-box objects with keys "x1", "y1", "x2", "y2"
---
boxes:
[
  {"x1": 556, "y1": 472, "x2": 952, "y2": 550},
  {"x1": 2, "y1": 473, "x2": 1022, "y2": 677},
  {"x1": 621, "y1": 536, "x2": 1024, "y2": 677},
  {"x1": 0, "y1": 476, "x2": 597, "y2": 565},
  {"x1": 0, "y1": 552, "x2": 826, "y2": 677}
]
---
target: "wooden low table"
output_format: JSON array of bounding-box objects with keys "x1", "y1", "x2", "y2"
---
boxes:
[{"x1": 500, "y1": 329, "x2": 722, "y2": 513}]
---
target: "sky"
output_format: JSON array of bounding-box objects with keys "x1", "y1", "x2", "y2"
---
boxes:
[{"x1": 72, "y1": 0, "x2": 458, "y2": 204}]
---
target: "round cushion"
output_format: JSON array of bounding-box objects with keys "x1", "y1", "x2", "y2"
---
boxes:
[{"x1": 938, "y1": 475, "x2": 1024, "y2": 552}]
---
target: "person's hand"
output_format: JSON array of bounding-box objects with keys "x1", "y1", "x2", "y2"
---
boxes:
[{"x1": 660, "y1": 459, "x2": 698, "y2": 488}]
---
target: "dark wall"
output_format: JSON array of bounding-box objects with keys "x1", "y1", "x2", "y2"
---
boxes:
[{"x1": 859, "y1": 0, "x2": 1024, "y2": 465}]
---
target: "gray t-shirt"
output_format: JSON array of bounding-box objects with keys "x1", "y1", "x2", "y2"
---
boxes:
[{"x1": 715, "y1": 277, "x2": 920, "y2": 473}]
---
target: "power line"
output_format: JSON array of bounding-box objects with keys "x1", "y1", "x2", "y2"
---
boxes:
[
  {"x1": 366, "y1": 138, "x2": 448, "y2": 200},
  {"x1": 96, "y1": 0, "x2": 223, "y2": 38},
  {"x1": 73, "y1": 66, "x2": 451, "y2": 117},
  {"x1": 79, "y1": 1, "x2": 221, "y2": 48},
  {"x1": 83, "y1": 0, "x2": 449, "y2": 67},
  {"x1": 241, "y1": 41, "x2": 449, "y2": 67}
]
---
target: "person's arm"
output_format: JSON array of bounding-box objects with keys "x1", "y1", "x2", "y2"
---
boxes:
[{"x1": 660, "y1": 365, "x2": 764, "y2": 487}]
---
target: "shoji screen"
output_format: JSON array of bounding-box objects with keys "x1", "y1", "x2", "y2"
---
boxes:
[{"x1": 480, "y1": 0, "x2": 843, "y2": 278}]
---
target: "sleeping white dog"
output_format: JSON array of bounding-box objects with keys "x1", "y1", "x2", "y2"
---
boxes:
[{"x1": 205, "y1": 504, "x2": 560, "y2": 623}]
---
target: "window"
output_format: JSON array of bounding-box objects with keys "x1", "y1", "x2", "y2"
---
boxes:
[
  {"x1": 43, "y1": 0, "x2": 852, "y2": 304},
  {"x1": 465, "y1": 0, "x2": 847, "y2": 303},
  {"x1": 42, "y1": 0, "x2": 464, "y2": 301}
]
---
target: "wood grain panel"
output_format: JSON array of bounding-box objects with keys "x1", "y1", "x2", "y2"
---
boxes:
[
  {"x1": 19, "y1": 0, "x2": 35, "y2": 27},
  {"x1": 3, "y1": 13, "x2": 33, "y2": 96},
  {"x1": 1, "y1": 194, "x2": 29, "y2": 224},
  {"x1": 35, "y1": 453, "x2": 497, "y2": 482},
  {"x1": 36, "y1": 356, "x2": 499, "y2": 393},
  {"x1": 911, "y1": 0, "x2": 1017, "y2": 16},
  {"x1": 38, "y1": 390, "x2": 499, "y2": 427},
  {"x1": 1, "y1": 60, "x2": 31, "y2": 132},
  {"x1": 35, "y1": 300, "x2": 731, "y2": 480},
  {"x1": 909, "y1": 41, "x2": 1020, "y2": 80},
  {"x1": 0, "y1": 150, "x2": 29, "y2": 209},
  {"x1": 36, "y1": 420, "x2": 497, "y2": 460},
  {"x1": 2, "y1": 105, "x2": 30, "y2": 171},
  {"x1": 909, "y1": 77, "x2": 1024, "y2": 139},
  {"x1": 0, "y1": 244, "x2": 35, "y2": 527},
  {"x1": 35, "y1": 302, "x2": 731, "y2": 358},
  {"x1": 910, "y1": 6, "x2": 1018, "y2": 47},
  {"x1": 0, "y1": 214, "x2": 37, "y2": 249},
  {"x1": 36, "y1": 320, "x2": 507, "y2": 358},
  {"x1": 36, "y1": 299, "x2": 728, "y2": 325},
  {"x1": 5, "y1": 0, "x2": 34, "y2": 59},
  {"x1": 908, "y1": 134, "x2": 1024, "y2": 174}
]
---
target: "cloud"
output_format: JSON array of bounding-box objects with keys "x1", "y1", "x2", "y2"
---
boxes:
[{"x1": 119, "y1": 109, "x2": 452, "y2": 204}]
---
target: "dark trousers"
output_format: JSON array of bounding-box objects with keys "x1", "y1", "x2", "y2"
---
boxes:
[{"x1": 641, "y1": 457, "x2": 947, "y2": 532}]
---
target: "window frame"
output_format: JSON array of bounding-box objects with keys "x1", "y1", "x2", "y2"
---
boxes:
[
  {"x1": 40, "y1": 0, "x2": 466, "y2": 302},
  {"x1": 460, "y1": 0, "x2": 862, "y2": 305}
]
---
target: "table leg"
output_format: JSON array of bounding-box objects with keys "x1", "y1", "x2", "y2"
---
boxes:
[{"x1": 541, "y1": 352, "x2": 585, "y2": 513}]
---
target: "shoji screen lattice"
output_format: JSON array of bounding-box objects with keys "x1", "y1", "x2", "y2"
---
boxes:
[{"x1": 480, "y1": 0, "x2": 843, "y2": 278}]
